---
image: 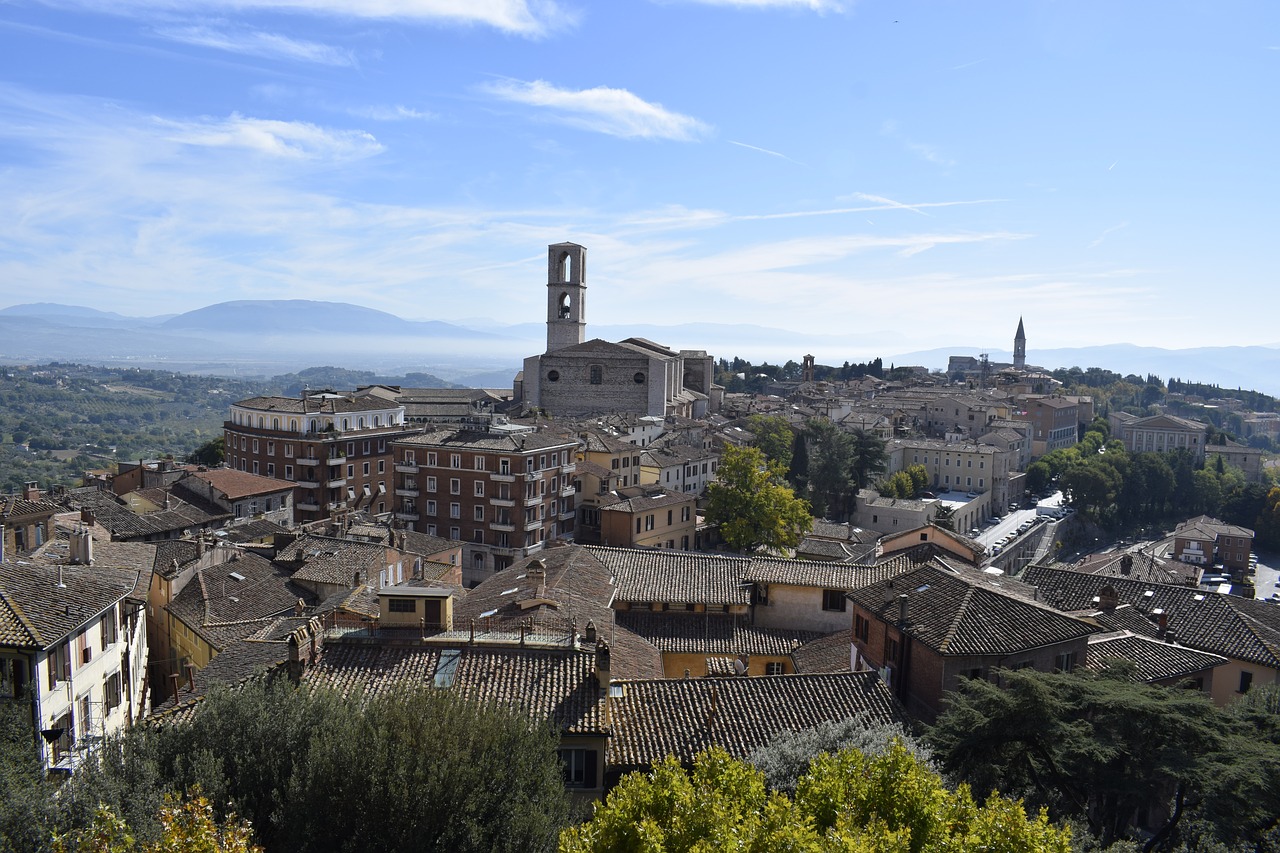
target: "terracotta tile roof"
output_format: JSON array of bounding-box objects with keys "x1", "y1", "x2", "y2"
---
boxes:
[
  {"x1": 67, "y1": 488, "x2": 228, "y2": 540},
  {"x1": 599, "y1": 491, "x2": 693, "y2": 515},
  {"x1": 587, "y1": 546, "x2": 752, "y2": 607},
  {"x1": 791, "y1": 631, "x2": 854, "y2": 674},
  {"x1": 614, "y1": 611, "x2": 820, "y2": 657},
  {"x1": 302, "y1": 640, "x2": 608, "y2": 734},
  {"x1": 606, "y1": 672, "x2": 908, "y2": 769},
  {"x1": 1084, "y1": 631, "x2": 1228, "y2": 683},
  {"x1": 277, "y1": 535, "x2": 389, "y2": 587},
  {"x1": 1070, "y1": 550, "x2": 1199, "y2": 586},
  {"x1": 233, "y1": 394, "x2": 397, "y2": 414},
  {"x1": 0, "y1": 537, "x2": 151, "y2": 649},
  {"x1": 167, "y1": 553, "x2": 315, "y2": 652},
  {"x1": 396, "y1": 428, "x2": 577, "y2": 453},
  {"x1": 1022, "y1": 565, "x2": 1280, "y2": 668},
  {"x1": 0, "y1": 495, "x2": 60, "y2": 522},
  {"x1": 849, "y1": 565, "x2": 1095, "y2": 657},
  {"x1": 745, "y1": 555, "x2": 909, "y2": 590},
  {"x1": 187, "y1": 468, "x2": 295, "y2": 500}
]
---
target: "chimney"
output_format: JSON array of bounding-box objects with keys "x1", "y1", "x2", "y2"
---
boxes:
[
  {"x1": 287, "y1": 633, "x2": 303, "y2": 684},
  {"x1": 897, "y1": 593, "x2": 909, "y2": 625},
  {"x1": 196, "y1": 534, "x2": 206, "y2": 559},
  {"x1": 1120, "y1": 554, "x2": 1133, "y2": 576},
  {"x1": 353, "y1": 570, "x2": 362, "y2": 587},
  {"x1": 80, "y1": 508, "x2": 95, "y2": 526},
  {"x1": 294, "y1": 598, "x2": 305, "y2": 617},
  {"x1": 22, "y1": 481, "x2": 40, "y2": 502},
  {"x1": 184, "y1": 662, "x2": 197, "y2": 693},
  {"x1": 584, "y1": 620, "x2": 598, "y2": 644},
  {"x1": 595, "y1": 640, "x2": 611, "y2": 689},
  {"x1": 168, "y1": 672, "x2": 181, "y2": 699},
  {"x1": 1157, "y1": 612, "x2": 1168, "y2": 639}
]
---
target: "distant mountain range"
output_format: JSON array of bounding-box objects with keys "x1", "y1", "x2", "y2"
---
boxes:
[{"x1": 2, "y1": 300, "x2": 1278, "y2": 396}]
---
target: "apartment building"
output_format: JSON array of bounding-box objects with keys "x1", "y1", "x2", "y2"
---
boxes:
[
  {"x1": 390, "y1": 425, "x2": 579, "y2": 583},
  {"x1": 224, "y1": 392, "x2": 419, "y2": 523},
  {"x1": 1013, "y1": 396, "x2": 1081, "y2": 458}
]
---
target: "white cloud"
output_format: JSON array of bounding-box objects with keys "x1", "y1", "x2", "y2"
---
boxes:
[
  {"x1": 152, "y1": 23, "x2": 357, "y2": 65},
  {"x1": 347, "y1": 104, "x2": 436, "y2": 121},
  {"x1": 728, "y1": 140, "x2": 801, "y2": 164},
  {"x1": 1087, "y1": 221, "x2": 1129, "y2": 249},
  {"x1": 44, "y1": 0, "x2": 568, "y2": 36},
  {"x1": 663, "y1": 0, "x2": 845, "y2": 9},
  {"x1": 480, "y1": 79, "x2": 710, "y2": 140},
  {"x1": 159, "y1": 113, "x2": 383, "y2": 159}
]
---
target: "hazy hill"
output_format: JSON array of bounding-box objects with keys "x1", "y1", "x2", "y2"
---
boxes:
[{"x1": 161, "y1": 300, "x2": 503, "y2": 341}]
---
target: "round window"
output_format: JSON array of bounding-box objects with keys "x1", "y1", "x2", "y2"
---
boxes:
[
  {"x1": 547, "y1": 370, "x2": 560, "y2": 382},
  {"x1": 634, "y1": 372, "x2": 646, "y2": 384}
]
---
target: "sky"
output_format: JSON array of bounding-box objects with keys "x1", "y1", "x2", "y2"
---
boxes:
[{"x1": 1, "y1": 0, "x2": 1277, "y2": 362}]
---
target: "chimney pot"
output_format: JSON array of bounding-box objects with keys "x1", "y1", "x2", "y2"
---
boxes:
[{"x1": 897, "y1": 593, "x2": 909, "y2": 625}]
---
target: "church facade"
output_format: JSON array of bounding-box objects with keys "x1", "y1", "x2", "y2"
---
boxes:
[{"x1": 518, "y1": 242, "x2": 720, "y2": 418}]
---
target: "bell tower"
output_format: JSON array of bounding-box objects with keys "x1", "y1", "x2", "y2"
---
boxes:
[
  {"x1": 546, "y1": 242, "x2": 587, "y2": 353},
  {"x1": 1013, "y1": 317, "x2": 1026, "y2": 370}
]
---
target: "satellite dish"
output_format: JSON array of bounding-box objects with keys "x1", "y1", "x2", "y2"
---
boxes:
[{"x1": 732, "y1": 659, "x2": 746, "y2": 676}]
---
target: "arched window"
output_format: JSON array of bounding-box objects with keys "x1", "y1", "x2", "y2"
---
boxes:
[
  {"x1": 359, "y1": 417, "x2": 366, "y2": 429},
  {"x1": 290, "y1": 419, "x2": 298, "y2": 431},
  {"x1": 272, "y1": 418, "x2": 280, "y2": 431},
  {"x1": 558, "y1": 251, "x2": 573, "y2": 282},
  {"x1": 374, "y1": 416, "x2": 381, "y2": 427},
  {"x1": 342, "y1": 418, "x2": 350, "y2": 431},
  {"x1": 257, "y1": 417, "x2": 264, "y2": 428},
  {"x1": 558, "y1": 292, "x2": 572, "y2": 319},
  {"x1": 589, "y1": 365, "x2": 603, "y2": 385},
  {"x1": 309, "y1": 419, "x2": 318, "y2": 433}
]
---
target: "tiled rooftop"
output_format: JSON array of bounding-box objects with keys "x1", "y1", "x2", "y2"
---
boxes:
[
  {"x1": 606, "y1": 671, "x2": 907, "y2": 769},
  {"x1": 1084, "y1": 631, "x2": 1228, "y2": 682}
]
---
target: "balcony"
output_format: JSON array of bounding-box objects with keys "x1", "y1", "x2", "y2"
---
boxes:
[
  {"x1": 395, "y1": 463, "x2": 418, "y2": 474},
  {"x1": 395, "y1": 488, "x2": 420, "y2": 498},
  {"x1": 489, "y1": 472, "x2": 516, "y2": 483},
  {"x1": 326, "y1": 501, "x2": 346, "y2": 511},
  {"x1": 296, "y1": 457, "x2": 320, "y2": 467},
  {"x1": 295, "y1": 478, "x2": 320, "y2": 488},
  {"x1": 327, "y1": 454, "x2": 347, "y2": 466},
  {"x1": 558, "y1": 509, "x2": 575, "y2": 521},
  {"x1": 489, "y1": 497, "x2": 515, "y2": 508},
  {"x1": 491, "y1": 522, "x2": 516, "y2": 532},
  {"x1": 395, "y1": 511, "x2": 420, "y2": 522},
  {"x1": 297, "y1": 501, "x2": 320, "y2": 511},
  {"x1": 327, "y1": 478, "x2": 347, "y2": 488},
  {"x1": 524, "y1": 495, "x2": 542, "y2": 507},
  {"x1": 560, "y1": 463, "x2": 576, "y2": 475},
  {"x1": 560, "y1": 485, "x2": 576, "y2": 497},
  {"x1": 524, "y1": 519, "x2": 543, "y2": 532},
  {"x1": 488, "y1": 545, "x2": 524, "y2": 558}
]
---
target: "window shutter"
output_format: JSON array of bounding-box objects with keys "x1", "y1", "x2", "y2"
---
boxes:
[{"x1": 584, "y1": 750, "x2": 598, "y2": 789}]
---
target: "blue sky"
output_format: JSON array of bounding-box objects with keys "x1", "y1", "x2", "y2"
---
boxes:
[{"x1": 1, "y1": 0, "x2": 1277, "y2": 361}]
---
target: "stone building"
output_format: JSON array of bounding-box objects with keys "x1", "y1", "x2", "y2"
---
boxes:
[{"x1": 518, "y1": 242, "x2": 720, "y2": 418}]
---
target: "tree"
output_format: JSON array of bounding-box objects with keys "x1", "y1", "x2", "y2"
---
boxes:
[
  {"x1": 849, "y1": 428, "x2": 888, "y2": 492},
  {"x1": 1026, "y1": 461, "x2": 1053, "y2": 495},
  {"x1": 904, "y1": 464, "x2": 929, "y2": 496},
  {"x1": 54, "y1": 790, "x2": 262, "y2": 853},
  {"x1": 66, "y1": 681, "x2": 570, "y2": 853},
  {"x1": 186, "y1": 436, "x2": 224, "y2": 467},
  {"x1": 706, "y1": 444, "x2": 812, "y2": 554},
  {"x1": 746, "y1": 414, "x2": 794, "y2": 471},
  {"x1": 931, "y1": 503, "x2": 956, "y2": 532},
  {"x1": 928, "y1": 667, "x2": 1280, "y2": 851},
  {"x1": 747, "y1": 719, "x2": 934, "y2": 795},
  {"x1": 560, "y1": 741, "x2": 1071, "y2": 853},
  {"x1": 805, "y1": 420, "x2": 855, "y2": 519},
  {"x1": 0, "y1": 697, "x2": 60, "y2": 851}
]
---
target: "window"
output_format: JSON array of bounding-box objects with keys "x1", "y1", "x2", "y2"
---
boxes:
[
  {"x1": 474, "y1": 456, "x2": 486, "y2": 471},
  {"x1": 252, "y1": 438, "x2": 259, "y2": 453},
  {"x1": 589, "y1": 365, "x2": 603, "y2": 385},
  {"x1": 449, "y1": 478, "x2": 460, "y2": 494},
  {"x1": 363, "y1": 462, "x2": 370, "y2": 476},
  {"x1": 285, "y1": 465, "x2": 293, "y2": 480},
  {"x1": 450, "y1": 526, "x2": 460, "y2": 540},
  {"x1": 388, "y1": 598, "x2": 416, "y2": 613},
  {"x1": 450, "y1": 502, "x2": 460, "y2": 518},
  {"x1": 426, "y1": 452, "x2": 437, "y2": 466},
  {"x1": 474, "y1": 480, "x2": 485, "y2": 497},
  {"x1": 363, "y1": 440, "x2": 371, "y2": 454},
  {"x1": 1240, "y1": 671, "x2": 1254, "y2": 694},
  {"x1": 854, "y1": 613, "x2": 870, "y2": 641},
  {"x1": 558, "y1": 749, "x2": 598, "y2": 789},
  {"x1": 76, "y1": 630, "x2": 91, "y2": 666},
  {"x1": 474, "y1": 505, "x2": 485, "y2": 521},
  {"x1": 426, "y1": 476, "x2": 437, "y2": 492},
  {"x1": 450, "y1": 454, "x2": 461, "y2": 469},
  {"x1": 1054, "y1": 651, "x2": 1076, "y2": 673},
  {"x1": 267, "y1": 441, "x2": 275, "y2": 456},
  {"x1": 425, "y1": 500, "x2": 437, "y2": 515},
  {"x1": 681, "y1": 506, "x2": 691, "y2": 522},
  {"x1": 473, "y1": 529, "x2": 484, "y2": 543},
  {"x1": 822, "y1": 589, "x2": 847, "y2": 612},
  {"x1": 100, "y1": 610, "x2": 117, "y2": 648},
  {"x1": 267, "y1": 463, "x2": 275, "y2": 477},
  {"x1": 104, "y1": 671, "x2": 122, "y2": 715},
  {"x1": 378, "y1": 460, "x2": 385, "y2": 473},
  {"x1": 645, "y1": 514, "x2": 655, "y2": 531},
  {"x1": 48, "y1": 642, "x2": 70, "y2": 688}
]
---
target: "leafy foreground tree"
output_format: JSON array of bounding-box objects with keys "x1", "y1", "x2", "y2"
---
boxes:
[
  {"x1": 54, "y1": 789, "x2": 261, "y2": 853},
  {"x1": 705, "y1": 444, "x2": 812, "y2": 554},
  {"x1": 64, "y1": 680, "x2": 569, "y2": 853},
  {"x1": 928, "y1": 669, "x2": 1280, "y2": 852},
  {"x1": 746, "y1": 719, "x2": 935, "y2": 795},
  {"x1": 0, "y1": 697, "x2": 61, "y2": 851},
  {"x1": 560, "y1": 741, "x2": 1071, "y2": 853}
]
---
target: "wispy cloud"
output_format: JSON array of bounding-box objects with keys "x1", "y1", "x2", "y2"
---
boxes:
[
  {"x1": 1088, "y1": 221, "x2": 1129, "y2": 249},
  {"x1": 728, "y1": 140, "x2": 802, "y2": 164},
  {"x1": 880, "y1": 119, "x2": 956, "y2": 168},
  {"x1": 480, "y1": 79, "x2": 710, "y2": 140},
  {"x1": 951, "y1": 58, "x2": 986, "y2": 71},
  {"x1": 39, "y1": 0, "x2": 569, "y2": 37},
  {"x1": 347, "y1": 104, "x2": 435, "y2": 121},
  {"x1": 848, "y1": 192, "x2": 932, "y2": 216},
  {"x1": 152, "y1": 23, "x2": 357, "y2": 65},
  {"x1": 159, "y1": 113, "x2": 384, "y2": 159},
  {"x1": 665, "y1": 0, "x2": 846, "y2": 9}
]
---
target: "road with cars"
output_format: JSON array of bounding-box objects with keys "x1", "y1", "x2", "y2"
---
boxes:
[{"x1": 972, "y1": 490, "x2": 1070, "y2": 557}]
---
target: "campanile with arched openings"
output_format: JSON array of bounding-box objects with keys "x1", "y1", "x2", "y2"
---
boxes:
[{"x1": 546, "y1": 242, "x2": 587, "y2": 352}]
